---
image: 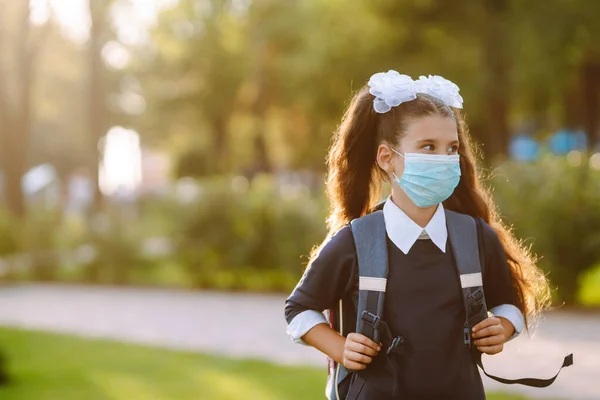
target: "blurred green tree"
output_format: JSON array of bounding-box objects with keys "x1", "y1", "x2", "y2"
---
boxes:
[
  {"x1": 133, "y1": 0, "x2": 248, "y2": 174},
  {"x1": 493, "y1": 157, "x2": 600, "y2": 303}
]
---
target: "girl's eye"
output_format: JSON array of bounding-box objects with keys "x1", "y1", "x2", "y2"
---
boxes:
[{"x1": 420, "y1": 144, "x2": 459, "y2": 153}]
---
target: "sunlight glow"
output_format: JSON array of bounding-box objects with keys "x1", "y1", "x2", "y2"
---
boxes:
[
  {"x1": 102, "y1": 41, "x2": 131, "y2": 70},
  {"x1": 30, "y1": 0, "x2": 179, "y2": 45},
  {"x1": 99, "y1": 127, "x2": 142, "y2": 197}
]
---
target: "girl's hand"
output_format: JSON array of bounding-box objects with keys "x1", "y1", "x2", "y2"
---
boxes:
[
  {"x1": 342, "y1": 333, "x2": 381, "y2": 371},
  {"x1": 472, "y1": 316, "x2": 515, "y2": 355}
]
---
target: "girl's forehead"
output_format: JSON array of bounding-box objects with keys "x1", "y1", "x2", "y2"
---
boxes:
[{"x1": 402, "y1": 115, "x2": 459, "y2": 142}]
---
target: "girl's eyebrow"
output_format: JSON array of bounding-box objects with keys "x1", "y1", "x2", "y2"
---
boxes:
[
  {"x1": 415, "y1": 139, "x2": 436, "y2": 145},
  {"x1": 415, "y1": 139, "x2": 460, "y2": 145}
]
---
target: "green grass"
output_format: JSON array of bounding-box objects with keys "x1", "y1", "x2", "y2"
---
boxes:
[{"x1": 0, "y1": 327, "x2": 536, "y2": 400}]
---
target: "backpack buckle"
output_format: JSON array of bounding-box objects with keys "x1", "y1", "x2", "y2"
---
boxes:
[
  {"x1": 464, "y1": 324, "x2": 471, "y2": 346},
  {"x1": 361, "y1": 311, "x2": 380, "y2": 330},
  {"x1": 467, "y1": 288, "x2": 486, "y2": 328},
  {"x1": 387, "y1": 336, "x2": 405, "y2": 356},
  {"x1": 468, "y1": 288, "x2": 484, "y2": 305}
]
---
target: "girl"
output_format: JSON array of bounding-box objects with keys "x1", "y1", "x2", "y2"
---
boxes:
[{"x1": 284, "y1": 71, "x2": 550, "y2": 399}]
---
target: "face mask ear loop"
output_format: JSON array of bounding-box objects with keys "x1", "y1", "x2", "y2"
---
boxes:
[
  {"x1": 390, "y1": 147, "x2": 404, "y2": 183},
  {"x1": 390, "y1": 147, "x2": 405, "y2": 158}
]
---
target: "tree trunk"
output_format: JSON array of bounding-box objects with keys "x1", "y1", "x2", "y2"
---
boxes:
[
  {"x1": 581, "y1": 52, "x2": 600, "y2": 150},
  {"x1": 563, "y1": 83, "x2": 583, "y2": 131},
  {"x1": 212, "y1": 116, "x2": 228, "y2": 173},
  {"x1": 0, "y1": 3, "x2": 41, "y2": 218},
  {"x1": 88, "y1": 0, "x2": 108, "y2": 213},
  {"x1": 481, "y1": 0, "x2": 511, "y2": 163},
  {"x1": 2, "y1": 153, "x2": 26, "y2": 218},
  {"x1": 250, "y1": 35, "x2": 272, "y2": 174}
]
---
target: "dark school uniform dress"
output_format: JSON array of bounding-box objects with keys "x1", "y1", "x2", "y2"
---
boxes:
[{"x1": 284, "y1": 219, "x2": 519, "y2": 400}]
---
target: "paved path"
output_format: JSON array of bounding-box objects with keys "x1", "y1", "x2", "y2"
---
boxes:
[{"x1": 0, "y1": 284, "x2": 597, "y2": 399}]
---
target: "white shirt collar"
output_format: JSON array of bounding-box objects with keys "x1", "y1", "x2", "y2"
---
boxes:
[{"x1": 382, "y1": 196, "x2": 447, "y2": 254}]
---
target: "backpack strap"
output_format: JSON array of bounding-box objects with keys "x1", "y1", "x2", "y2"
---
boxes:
[
  {"x1": 475, "y1": 352, "x2": 574, "y2": 387},
  {"x1": 447, "y1": 210, "x2": 574, "y2": 387},
  {"x1": 327, "y1": 210, "x2": 391, "y2": 400},
  {"x1": 350, "y1": 210, "x2": 388, "y2": 344},
  {"x1": 446, "y1": 210, "x2": 489, "y2": 345},
  {"x1": 348, "y1": 210, "x2": 404, "y2": 398}
]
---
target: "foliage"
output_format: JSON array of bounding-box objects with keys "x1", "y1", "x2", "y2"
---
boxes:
[
  {"x1": 132, "y1": 0, "x2": 600, "y2": 173},
  {"x1": 0, "y1": 211, "x2": 19, "y2": 256},
  {"x1": 0, "y1": 208, "x2": 66, "y2": 282},
  {"x1": 1, "y1": 0, "x2": 600, "y2": 220},
  {"x1": 80, "y1": 211, "x2": 151, "y2": 285},
  {"x1": 1, "y1": 0, "x2": 599, "y2": 305},
  {"x1": 579, "y1": 263, "x2": 600, "y2": 306},
  {"x1": 491, "y1": 154, "x2": 600, "y2": 303},
  {"x1": 175, "y1": 145, "x2": 213, "y2": 178},
  {"x1": 2, "y1": 164, "x2": 600, "y2": 303},
  {"x1": 175, "y1": 175, "x2": 327, "y2": 290},
  {"x1": 18, "y1": 210, "x2": 63, "y2": 281},
  {"x1": 0, "y1": 205, "x2": 157, "y2": 286},
  {"x1": 0, "y1": 327, "x2": 537, "y2": 400}
]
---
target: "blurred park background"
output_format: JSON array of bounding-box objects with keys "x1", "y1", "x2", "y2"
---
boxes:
[{"x1": 0, "y1": 0, "x2": 599, "y2": 399}]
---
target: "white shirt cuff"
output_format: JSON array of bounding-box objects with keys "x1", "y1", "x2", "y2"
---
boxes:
[
  {"x1": 286, "y1": 310, "x2": 328, "y2": 346},
  {"x1": 489, "y1": 304, "x2": 525, "y2": 341}
]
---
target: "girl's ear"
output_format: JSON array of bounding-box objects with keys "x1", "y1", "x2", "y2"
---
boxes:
[{"x1": 376, "y1": 144, "x2": 395, "y2": 174}]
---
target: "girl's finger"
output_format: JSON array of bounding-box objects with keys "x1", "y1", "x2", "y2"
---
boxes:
[
  {"x1": 345, "y1": 350, "x2": 373, "y2": 365},
  {"x1": 472, "y1": 317, "x2": 501, "y2": 333},
  {"x1": 478, "y1": 344, "x2": 504, "y2": 355},
  {"x1": 472, "y1": 324, "x2": 503, "y2": 339},
  {"x1": 347, "y1": 341, "x2": 379, "y2": 357},
  {"x1": 474, "y1": 335, "x2": 504, "y2": 347},
  {"x1": 348, "y1": 333, "x2": 381, "y2": 352},
  {"x1": 344, "y1": 360, "x2": 367, "y2": 371}
]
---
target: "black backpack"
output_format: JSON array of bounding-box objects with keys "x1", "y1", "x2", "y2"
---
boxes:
[{"x1": 325, "y1": 209, "x2": 573, "y2": 400}]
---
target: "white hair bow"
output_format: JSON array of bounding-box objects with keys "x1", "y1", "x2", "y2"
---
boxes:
[{"x1": 367, "y1": 70, "x2": 463, "y2": 114}]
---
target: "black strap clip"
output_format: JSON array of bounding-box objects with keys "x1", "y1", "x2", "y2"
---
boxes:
[
  {"x1": 361, "y1": 311, "x2": 381, "y2": 330},
  {"x1": 361, "y1": 311, "x2": 405, "y2": 356},
  {"x1": 467, "y1": 288, "x2": 486, "y2": 328},
  {"x1": 387, "y1": 336, "x2": 405, "y2": 356},
  {"x1": 468, "y1": 288, "x2": 484, "y2": 305},
  {"x1": 464, "y1": 324, "x2": 471, "y2": 346}
]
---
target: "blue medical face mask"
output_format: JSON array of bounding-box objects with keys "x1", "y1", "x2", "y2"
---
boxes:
[{"x1": 390, "y1": 148, "x2": 461, "y2": 208}]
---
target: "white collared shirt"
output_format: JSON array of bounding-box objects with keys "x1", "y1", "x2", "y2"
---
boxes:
[
  {"x1": 383, "y1": 195, "x2": 448, "y2": 254},
  {"x1": 286, "y1": 198, "x2": 525, "y2": 345}
]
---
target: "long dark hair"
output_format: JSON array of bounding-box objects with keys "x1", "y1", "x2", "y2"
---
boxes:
[{"x1": 313, "y1": 86, "x2": 550, "y2": 327}]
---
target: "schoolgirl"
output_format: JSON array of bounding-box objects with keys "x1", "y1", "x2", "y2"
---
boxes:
[{"x1": 284, "y1": 71, "x2": 551, "y2": 399}]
